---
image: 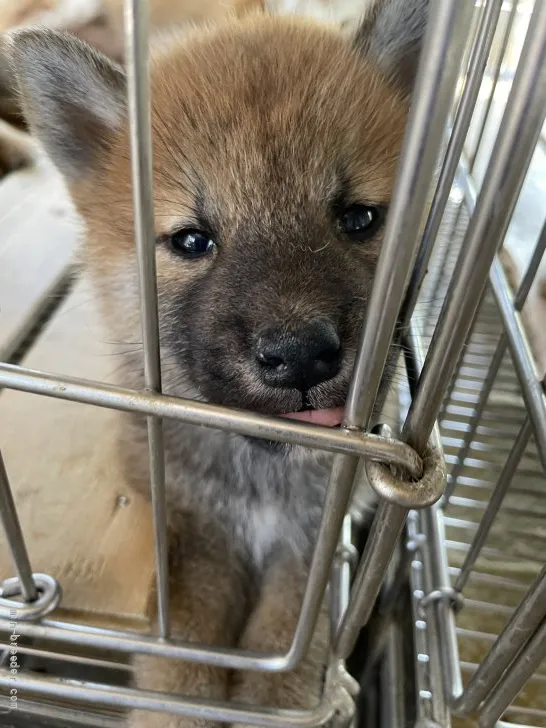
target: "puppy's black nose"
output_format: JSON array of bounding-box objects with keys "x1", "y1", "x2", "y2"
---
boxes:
[{"x1": 255, "y1": 319, "x2": 342, "y2": 390}]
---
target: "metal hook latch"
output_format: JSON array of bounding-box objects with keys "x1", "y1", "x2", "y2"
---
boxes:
[
  {"x1": 0, "y1": 573, "x2": 62, "y2": 621},
  {"x1": 366, "y1": 444, "x2": 447, "y2": 509}
]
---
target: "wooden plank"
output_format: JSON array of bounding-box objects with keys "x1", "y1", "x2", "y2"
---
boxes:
[
  {"x1": 0, "y1": 150, "x2": 76, "y2": 359},
  {"x1": 0, "y1": 271, "x2": 154, "y2": 625}
]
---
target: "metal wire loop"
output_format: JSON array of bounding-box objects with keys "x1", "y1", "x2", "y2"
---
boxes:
[
  {"x1": 0, "y1": 573, "x2": 62, "y2": 621},
  {"x1": 406, "y1": 532, "x2": 427, "y2": 553},
  {"x1": 325, "y1": 661, "x2": 359, "y2": 728},
  {"x1": 365, "y1": 446, "x2": 447, "y2": 509},
  {"x1": 334, "y1": 543, "x2": 359, "y2": 571},
  {"x1": 419, "y1": 586, "x2": 464, "y2": 614}
]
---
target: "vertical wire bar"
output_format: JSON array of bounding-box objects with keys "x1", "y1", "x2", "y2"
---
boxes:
[
  {"x1": 424, "y1": 194, "x2": 465, "y2": 334},
  {"x1": 356, "y1": 537, "x2": 408, "y2": 687},
  {"x1": 454, "y1": 417, "x2": 531, "y2": 592},
  {"x1": 124, "y1": 0, "x2": 170, "y2": 638},
  {"x1": 407, "y1": 512, "x2": 436, "y2": 724},
  {"x1": 469, "y1": 0, "x2": 520, "y2": 170},
  {"x1": 477, "y1": 618, "x2": 546, "y2": 728},
  {"x1": 402, "y1": 0, "x2": 546, "y2": 457},
  {"x1": 445, "y1": 213, "x2": 546, "y2": 501},
  {"x1": 343, "y1": 0, "x2": 473, "y2": 429},
  {"x1": 380, "y1": 622, "x2": 405, "y2": 728},
  {"x1": 489, "y1": 258, "x2": 546, "y2": 470},
  {"x1": 434, "y1": 199, "x2": 469, "y2": 427},
  {"x1": 407, "y1": 320, "x2": 462, "y2": 720},
  {"x1": 292, "y1": 0, "x2": 474, "y2": 664},
  {"x1": 421, "y1": 504, "x2": 462, "y2": 716},
  {"x1": 0, "y1": 451, "x2": 37, "y2": 602},
  {"x1": 452, "y1": 564, "x2": 546, "y2": 715},
  {"x1": 332, "y1": 0, "x2": 474, "y2": 662},
  {"x1": 335, "y1": 500, "x2": 406, "y2": 656},
  {"x1": 401, "y1": 0, "x2": 505, "y2": 327},
  {"x1": 329, "y1": 515, "x2": 352, "y2": 635},
  {"x1": 357, "y1": 530, "x2": 415, "y2": 676}
]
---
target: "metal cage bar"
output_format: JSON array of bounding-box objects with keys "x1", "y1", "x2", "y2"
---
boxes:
[
  {"x1": 401, "y1": 0, "x2": 504, "y2": 327},
  {"x1": 0, "y1": 0, "x2": 473, "y2": 697},
  {"x1": 333, "y1": 0, "x2": 474, "y2": 663},
  {"x1": 124, "y1": 0, "x2": 170, "y2": 640},
  {"x1": 453, "y1": 416, "x2": 532, "y2": 593},
  {"x1": 405, "y1": 4, "x2": 546, "y2": 726},
  {"x1": 1, "y1": 0, "x2": 546, "y2": 725},
  {"x1": 0, "y1": 451, "x2": 36, "y2": 603},
  {"x1": 468, "y1": 0, "x2": 521, "y2": 170},
  {"x1": 446, "y1": 213, "x2": 546, "y2": 502},
  {"x1": 403, "y1": 0, "x2": 546, "y2": 458}
]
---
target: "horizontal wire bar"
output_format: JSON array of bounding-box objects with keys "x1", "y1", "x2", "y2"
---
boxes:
[
  {"x1": 0, "y1": 698, "x2": 122, "y2": 727},
  {"x1": 502, "y1": 705, "x2": 546, "y2": 719},
  {"x1": 0, "y1": 616, "x2": 290, "y2": 671},
  {"x1": 445, "y1": 540, "x2": 504, "y2": 559},
  {"x1": 0, "y1": 642, "x2": 131, "y2": 672},
  {"x1": 459, "y1": 600, "x2": 514, "y2": 616},
  {"x1": 456, "y1": 627, "x2": 499, "y2": 643},
  {"x1": 0, "y1": 669, "x2": 334, "y2": 727},
  {"x1": 447, "y1": 567, "x2": 528, "y2": 591},
  {"x1": 0, "y1": 363, "x2": 421, "y2": 477},
  {"x1": 460, "y1": 661, "x2": 546, "y2": 684},
  {"x1": 454, "y1": 417, "x2": 532, "y2": 592},
  {"x1": 446, "y1": 516, "x2": 546, "y2": 545}
]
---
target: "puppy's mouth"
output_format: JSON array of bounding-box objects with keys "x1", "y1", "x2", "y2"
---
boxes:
[{"x1": 280, "y1": 406, "x2": 345, "y2": 428}]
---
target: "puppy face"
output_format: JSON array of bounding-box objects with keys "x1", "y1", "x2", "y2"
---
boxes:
[{"x1": 11, "y1": 2, "x2": 428, "y2": 431}]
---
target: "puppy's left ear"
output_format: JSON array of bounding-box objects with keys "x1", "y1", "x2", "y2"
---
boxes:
[
  {"x1": 354, "y1": 0, "x2": 430, "y2": 95},
  {"x1": 7, "y1": 28, "x2": 126, "y2": 180}
]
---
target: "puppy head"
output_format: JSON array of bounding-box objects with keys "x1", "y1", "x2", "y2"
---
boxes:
[{"x1": 10, "y1": 1, "x2": 428, "y2": 434}]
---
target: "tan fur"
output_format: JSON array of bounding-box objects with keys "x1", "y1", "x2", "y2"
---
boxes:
[
  {"x1": 9, "y1": 3, "x2": 420, "y2": 725},
  {"x1": 130, "y1": 515, "x2": 249, "y2": 728},
  {"x1": 62, "y1": 16, "x2": 406, "y2": 728},
  {"x1": 0, "y1": 0, "x2": 263, "y2": 163},
  {"x1": 74, "y1": 17, "x2": 405, "y2": 258}
]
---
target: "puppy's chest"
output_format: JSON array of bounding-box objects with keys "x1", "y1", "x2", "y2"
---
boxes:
[
  {"x1": 216, "y1": 484, "x2": 325, "y2": 569},
  {"x1": 164, "y1": 426, "x2": 327, "y2": 566}
]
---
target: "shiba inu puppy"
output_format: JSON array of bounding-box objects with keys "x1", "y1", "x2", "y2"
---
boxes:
[{"x1": 9, "y1": 0, "x2": 429, "y2": 725}]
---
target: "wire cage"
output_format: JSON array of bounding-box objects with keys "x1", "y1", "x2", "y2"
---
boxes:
[{"x1": 0, "y1": 0, "x2": 545, "y2": 726}]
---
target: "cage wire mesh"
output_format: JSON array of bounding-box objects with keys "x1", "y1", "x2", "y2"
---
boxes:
[{"x1": 0, "y1": 0, "x2": 545, "y2": 727}]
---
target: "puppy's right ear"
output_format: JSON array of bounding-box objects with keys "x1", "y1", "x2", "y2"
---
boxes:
[
  {"x1": 354, "y1": 0, "x2": 429, "y2": 95},
  {"x1": 8, "y1": 29, "x2": 126, "y2": 180}
]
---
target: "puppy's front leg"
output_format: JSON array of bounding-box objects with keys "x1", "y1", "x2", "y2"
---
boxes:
[
  {"x1": 130, "y1": 516, "x2": 248, "y2": 728},
  {"x1": 229, "y1": 557, "x2": 329, "y2": 726}
]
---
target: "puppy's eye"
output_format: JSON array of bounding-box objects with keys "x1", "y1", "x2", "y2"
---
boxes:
[
  {"x1": 339, "y1": 205, "x2": 382, "y2": 241},
  {"x1": 169, "y1": 229, "x2": 215, "y2": 259}
]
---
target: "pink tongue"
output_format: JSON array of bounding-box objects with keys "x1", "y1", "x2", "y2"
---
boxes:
[{"x1": 281, "y1": 407, "x2": 345, "y2": 427}]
